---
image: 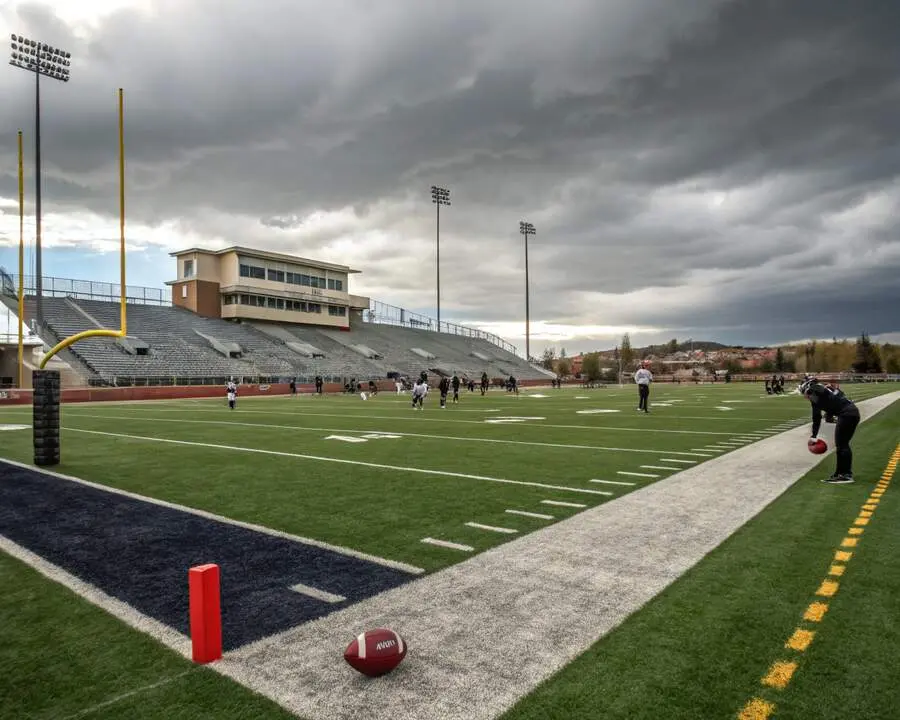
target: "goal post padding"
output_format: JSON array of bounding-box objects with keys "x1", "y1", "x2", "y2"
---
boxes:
[{"x1": 33, "y1": 369, "x2": 60, "y2": 466}]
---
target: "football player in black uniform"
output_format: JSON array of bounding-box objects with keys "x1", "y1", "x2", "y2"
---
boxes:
[
  {"x1": 451, "y1": 374, "x2": 461, "y2": 404},
  {"x1": 438, "y1": 376, "x2": 450, "y2": 408},
  {"x1": 799, "y1": 377, "x2": 861, "y2": 484}
]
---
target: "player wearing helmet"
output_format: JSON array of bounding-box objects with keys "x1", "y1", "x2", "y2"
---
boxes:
[{"x1": 798, "y1": 377, "x2": 860, "y2": 483}]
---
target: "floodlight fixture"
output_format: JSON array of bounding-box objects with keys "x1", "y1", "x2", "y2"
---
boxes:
[
  {"x1": 430, "y1": 186, "x2": 451, "y2": 328},
  {"x1": 519, "y1": 221, "x2": 536, "y2": 361},
  {"x1": 8, "y1": 34, "x2": 74, "y2": 325}
]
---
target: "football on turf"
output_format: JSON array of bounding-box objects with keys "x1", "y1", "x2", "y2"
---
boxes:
[
  {"x1": 808, "y1": 438, "x2": 828, "y2": 455},
  {"x1": 344, "y1": 628, "x2": 407, "y2": 677}
]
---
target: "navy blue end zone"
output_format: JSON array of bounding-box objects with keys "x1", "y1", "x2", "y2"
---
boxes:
[{"x1": 0, "y1": 461, "x2": 415, "y2": 651}]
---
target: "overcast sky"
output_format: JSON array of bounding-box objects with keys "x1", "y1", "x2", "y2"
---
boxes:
[{"x1": 1, "y1": 0, "x2": 899, "y2": 356}]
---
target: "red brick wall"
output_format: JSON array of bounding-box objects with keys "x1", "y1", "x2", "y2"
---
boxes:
[{"x1": 0, "y1": 380, "x2": 403, "y2": 406}]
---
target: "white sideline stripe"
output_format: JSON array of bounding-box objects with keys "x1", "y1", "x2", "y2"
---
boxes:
[
  {"x1": 640, "y1": 465, "x2": 681, "y2": 471},
  {"x1": 505, "y1": 510, "x2": 554, "y2": 520},
  {"x1": 289, "y1": 583, "x2": 346, "y2": 604},
  {"x1": 208, "y1": 396, "x2": 898, "y2": 720},
  {"x1": 0, "y1": 458, "x2": 424, "y2": 575},
  {"x1": 72, "y1": 407, "x2": 747, "y2": 436},
  {"x1": 0, "y1": 534, "x2": 193, "y2": 659},
  {"x1": 617, "y1": 471, "x2": 659, "y2": 478},
  {"x1": 465, "y1": 522, "x2": 518, "y2": 534},
  {"x1": 61, "y1": 429, "x2": 613, "y2": 497},
  {"x1": 59, "y1": 671, "x2": 195, "y2": 720},
  {"x1": 541, "y1": 500, "x2": 588, "y2": 508},
  {"x1": 660, "y1": 458, "x2": 697, "y2": 464},
  {"x1": 66, "y1": 413, "x2": 712, "y2": 458},
  {"x1": 590, "y1": 478, "x2": 635, "y2": 486},
  {"x1": 421, "y1": 538, "x2": 475, "y2": 552}
]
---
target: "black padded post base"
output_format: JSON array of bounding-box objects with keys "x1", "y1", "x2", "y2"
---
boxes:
[{"x1": 33, "y1": 370, "x2": 61, "y2": 466}]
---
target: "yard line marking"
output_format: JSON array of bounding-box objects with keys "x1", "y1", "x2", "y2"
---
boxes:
[
  {"x1": 590, "y1": 479, "x2": 635, "y2": 486},
  {"x1": 65, "y1": 414, "x2": 713, "y2": 458},
  {"x1": 421, "y1": 538, "x2": 474, "y2": 552},
  {"x1": 59, "y1": 670, "x2": 196, "y2": 720},
  {"x1": 0, "y1": 532, "x2": 194, "y2": 661},
  {"x1": 685, "y1": 451, "x2": 714, "y2": 457},
  {"x1": 289, "y1": 583, "x2": 346, "y2": 604},
  {"x1": 69, "y1": 407, "x2": 752, "y2": 436},
  {"x1": 0, "y1": 457, "x2": 424, "y2": 575},
  {"x1": 465, "y1": 522, "x2": 518, "y2": 534},
  {"x1": 505, "y1": 510, "x2": 554, "y2": 520},
  {"x1": 62, "y1": 428, "x2": 613, "y2": 496},
  {"x1": 640, "y1": 465, "x2": 681, "y2": 471},
  {"x1": 541, "y1": 500, "x2": 588, "y2": 508},
  {"x1": 617, "y1": 471, "x2": 659, "y2": 478},
  {"x1": 660, "y1": 458, "x2": 697, "y2": 464}
]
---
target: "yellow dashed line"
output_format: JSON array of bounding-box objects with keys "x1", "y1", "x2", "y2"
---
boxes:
[
  {"x1": 785, "y1": 629, "x2": 815, "y2": 651},
  {"x1": 761, "y1": 661, "x2": 797, "y2": 690},
  {"x1": 738, "y1": 697, "x2": 776, "y2": 720},
  {"x1": 735, "y1": 444, "x2": 899, "y2": 718},
  {"x1": 816, "y1": 579, "x2": 840, "y2": 597},
  {"x1": 803, "y1": 602, "x2": 828, "y2": 622}
]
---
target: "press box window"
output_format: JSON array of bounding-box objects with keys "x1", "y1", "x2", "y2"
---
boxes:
[{"x1": 240, "y1": 264, "x2": 265, "y2": 279}]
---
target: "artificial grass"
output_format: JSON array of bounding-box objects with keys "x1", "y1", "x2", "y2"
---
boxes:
[
  {"x1": 0, "y1": 550, "x2": 296, "y2": 720},
  {"x1": 0, "y1": 383, "x2": 897, "y2": 719},
  {"x1": 502, "y1": 398, "x2": 900, "y2": 719}
]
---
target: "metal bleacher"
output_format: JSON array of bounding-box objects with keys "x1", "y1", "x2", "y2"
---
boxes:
[{"x1": 4, "y1": 278, "x2": 546, "y2": 384}]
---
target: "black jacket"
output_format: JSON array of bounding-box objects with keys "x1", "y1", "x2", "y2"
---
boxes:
[{"x1": 807, "y1": 383, "x2": 858, "y2": 437}]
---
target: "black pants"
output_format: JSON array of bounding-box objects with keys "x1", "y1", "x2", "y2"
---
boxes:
[
  {"x1": 638, "y1": 384, "x2": 650, "y2": 411},
  {"x1": 834, "y1": 410, "x2": 860, "y2": 476}
]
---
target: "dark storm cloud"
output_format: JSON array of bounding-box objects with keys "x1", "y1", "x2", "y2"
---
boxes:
[{"x1": 0, "y1": 0, "x2": 898, "y2": 350}]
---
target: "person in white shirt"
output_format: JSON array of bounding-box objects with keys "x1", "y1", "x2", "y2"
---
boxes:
[
  {"x1": 633, "y1": 362, "x2": 653, "y2": 413},
  {"x1": 411, "y1": 380, "x2": 428, "y2": 410}
]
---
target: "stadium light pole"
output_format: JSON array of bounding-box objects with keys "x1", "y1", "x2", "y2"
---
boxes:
[
  {"x1": 9, "y1": 33, "x2": 72, "y2": 329},
  {"x1": 519, "y1": 221, "x2": 535, "y2": 362},
  {"x1": 430, "y1": 185, "x2": 450, "y2": 331}
]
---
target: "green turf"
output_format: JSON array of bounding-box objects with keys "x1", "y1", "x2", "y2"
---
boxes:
[
  {"x1": 0, "y1": 551, "x2": 296, "y2": 720},
  {"x1": 1, "y1": 381, "x2": 897, "y2": 719},
  {"x1": 2, "y1": 382, "x2": 879, "y2": 571},
  {"x1": 501, "y1": 397, "x2": 900, "y2": 720}
]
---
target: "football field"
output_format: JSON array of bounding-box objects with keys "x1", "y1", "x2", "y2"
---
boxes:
[{"x1": 1, "y1": 381, "x2": 899, "y2": 719}]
